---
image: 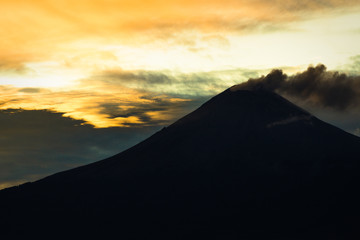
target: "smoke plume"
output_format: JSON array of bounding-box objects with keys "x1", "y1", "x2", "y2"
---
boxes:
[{"x1": 234, "y1": 64, "x2": 360, "y2": 111}]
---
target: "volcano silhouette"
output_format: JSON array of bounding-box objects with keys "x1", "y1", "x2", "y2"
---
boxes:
[{"x1": 1, "y1": 87, "x2": 360, "y2": 239}]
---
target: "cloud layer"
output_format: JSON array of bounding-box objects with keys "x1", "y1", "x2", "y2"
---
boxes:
[
  {"x1": 1, "y1": 64, "x2": 360, "y2": 189},
  {"x1": 1, "y1": 0, "x2": 359, "y2": 68}
]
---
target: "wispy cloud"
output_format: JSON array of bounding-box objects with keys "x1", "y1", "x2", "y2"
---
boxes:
[
  {"x1": 1, "y1": 0, "x2": 359, "y2": 64},
  {"x1": 91, "y1": 68, "x2": 262, "y2": 97}
]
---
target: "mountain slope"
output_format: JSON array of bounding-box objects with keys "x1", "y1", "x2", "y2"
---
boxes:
[{"x1": 1, "y1": 88, "x2": 360, "y2": 239}]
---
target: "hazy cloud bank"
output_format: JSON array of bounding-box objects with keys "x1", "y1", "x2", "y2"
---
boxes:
[{"x1": 0, "y1": 109, "x2": 160, "y2": 189}]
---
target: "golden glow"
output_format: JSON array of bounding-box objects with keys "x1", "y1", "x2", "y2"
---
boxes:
[
  {"x1": 0, "y1": 81, "x2": 191, "y2": 127},
  {"x1": 0, "y1": 181, "x2": 26, "y2": 190},
  {"x1": 1, "y1": 0, "x2": 360, "y2": 127}
]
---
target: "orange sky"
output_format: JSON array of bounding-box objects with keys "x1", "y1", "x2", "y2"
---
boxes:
[
  {"x1": 1, "y1": 0, "x2": 360, "y2": 189},
  {"x1": 1, "y1": 0, "x2": 360, "y2": 127}
]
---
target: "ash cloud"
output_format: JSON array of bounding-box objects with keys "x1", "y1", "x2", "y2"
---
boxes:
[
  {"x1": 233, "y1": 64, "x2": 360, "y2": 136},
  {"x1": 235, "y1": 64, "x2": 360, "y2": 111}
]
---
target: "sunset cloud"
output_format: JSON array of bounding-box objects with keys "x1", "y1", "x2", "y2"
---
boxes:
[
  {"x1": 1, "y1": 0, "x2": 359, "y2": 67},
  {"x1": 0, "y1": 79, "x2": 204, "y2": 128}
]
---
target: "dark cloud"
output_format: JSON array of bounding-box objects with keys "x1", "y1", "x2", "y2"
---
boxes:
[
  {"x1": 94, "y1": 69, "x2": 215, "y2": 93},
  {"x1": 18, "y1": 88, "x2": 44, "y2": 93},
  {"x1": 0, "y1": 109, "x2": 160, "y2": 189},
  {"x1": 271, "y1": 0, "x2": 360, "y2": 11},
  {"x1": 100, "y1": 70, "x2": 173, "y2": 85},
  {"x1": 234, "y1": 64, "x2": 360, "y2": 111},
  {"x1": 99, "y1": 96, "x2": 208, "y2": 127}
]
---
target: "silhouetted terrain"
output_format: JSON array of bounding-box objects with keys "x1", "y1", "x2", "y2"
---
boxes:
[{"x1": 1, "y1": 86, "x2": 360, "y2": 239}]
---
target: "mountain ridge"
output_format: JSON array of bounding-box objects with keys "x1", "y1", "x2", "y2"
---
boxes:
[{"x1": 1, "y1": 87, "x2": 360, "y2": 239}]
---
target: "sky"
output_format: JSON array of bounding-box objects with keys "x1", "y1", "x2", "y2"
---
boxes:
[{"x1": 1, "y1": 0, "x2": 360, "y2": 189}]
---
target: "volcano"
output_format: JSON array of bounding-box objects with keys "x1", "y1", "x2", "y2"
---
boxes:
[{"x1": 1, "y1": 87, "x2": 360, "y2": 239}]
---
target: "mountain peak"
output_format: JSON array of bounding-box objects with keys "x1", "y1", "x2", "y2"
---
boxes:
[{"x1": 170, "y1": 87, "x2": 312, "y2": 131}]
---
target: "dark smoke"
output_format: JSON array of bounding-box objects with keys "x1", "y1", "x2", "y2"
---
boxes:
[{"x1": 234, "y1": 64, "x2": 360, "y2": 111}]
